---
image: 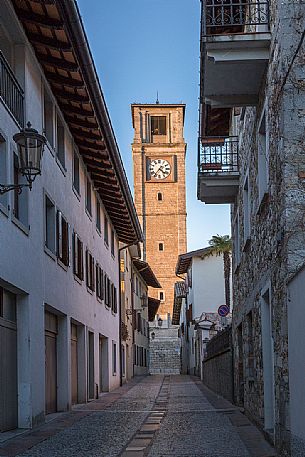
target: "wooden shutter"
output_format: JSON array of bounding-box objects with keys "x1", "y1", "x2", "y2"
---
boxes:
[
  {"x1": 73, "y1": 233, "x2": 78, "y2": 276},
  {"x1": 57, "y1": 210, "x2": 62, "y2": 260}
]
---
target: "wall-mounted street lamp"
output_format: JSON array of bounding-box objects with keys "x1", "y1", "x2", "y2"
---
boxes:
[
  {"x1": 157, "y1": 317, "x2": 163, "y2": 327},
  {"x1": 0, "y1": 123, "x2": 46, "y2": 195}
]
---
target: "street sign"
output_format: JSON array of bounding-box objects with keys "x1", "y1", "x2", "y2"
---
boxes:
[{"x1": 218, "y1": 304, "x2": 229, "y2": 317}]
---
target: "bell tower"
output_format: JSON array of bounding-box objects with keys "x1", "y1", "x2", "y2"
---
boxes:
[{"x1": 131, "y1": 103, "x2": 187, "y2": 316}]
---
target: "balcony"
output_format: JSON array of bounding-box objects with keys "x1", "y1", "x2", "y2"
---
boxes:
[
  {"x1": 198, "y1": 136, "x2": 239, "y2": 204},
  {"x1": 201, "y1": 0, "x2": 270, "y2": 108},
  {"x1": 0, "y1": 50, "x2": 24, "y2": 127}
]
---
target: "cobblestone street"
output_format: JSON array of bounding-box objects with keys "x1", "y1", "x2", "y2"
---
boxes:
[{"x1": 0, "y1": 376, "x2": 276, "y2": 457}]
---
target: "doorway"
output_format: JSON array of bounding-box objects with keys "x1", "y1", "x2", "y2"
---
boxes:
[
  {"x1": 71, "y1": 323, "x2": 78, "y2": 405},
  {"x1": 45, "y1": 311, "x2": 58, "y2": 414},
  {"x1": 261, "y1": 286, "x2": 275, "y2": 433},
  {"x1": 88, "y1": 331, "x2": 94, "y2": 399}
]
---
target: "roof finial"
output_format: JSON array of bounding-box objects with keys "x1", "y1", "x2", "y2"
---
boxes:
[{"x1": 156, "y1": 91, "x2": 159, "y2": 104}]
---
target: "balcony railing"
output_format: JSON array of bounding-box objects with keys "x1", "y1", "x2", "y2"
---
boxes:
[
  {"x1": 0, "y1": 50, "x2": 24, "y2": 127},
  {"x1": 202, "y1": 0, "x2": 269, "y2": 36},
  {"x1": 199, "y1": 136, "x2": 239, "y2": 175}
]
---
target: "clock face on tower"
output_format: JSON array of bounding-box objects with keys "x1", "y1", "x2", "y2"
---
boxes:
[{"x1": 149, "y1": 159, "x2": 171, "y2": 180}]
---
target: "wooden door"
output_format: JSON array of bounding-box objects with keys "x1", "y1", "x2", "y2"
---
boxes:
[
  {"x1": 0, "y1": 319, "x2": 17, "y2": 431},
  {"x1": 99, "y1": 337, "x2": 103, "y2": 392},
  {"x1": 45, "y1": 312, "x2": 57, "y2": 414},
  {"x1": 71, "y1": 324, "x2": 78, "y2": 404}
]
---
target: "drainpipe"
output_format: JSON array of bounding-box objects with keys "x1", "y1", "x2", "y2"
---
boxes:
[{"x1": 118, "y1": 242, "x2": 138, "y2": 387}]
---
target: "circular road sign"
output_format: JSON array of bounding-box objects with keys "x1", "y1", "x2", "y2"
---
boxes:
[{"x1": 218, "y1": 304, "x2": 230, "y2": 317}]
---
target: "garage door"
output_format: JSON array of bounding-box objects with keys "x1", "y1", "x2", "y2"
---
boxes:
[
  {"x1": 0, "y1": 287, "x2": 17, "y2": 432},
  {"x1": 45, "y1": 311, "x2": 57, "y2": 414}
]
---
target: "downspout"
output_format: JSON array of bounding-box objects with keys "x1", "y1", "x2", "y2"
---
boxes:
[{"x1": 118, "y1": 241, "x2": 138, "y2": 387}]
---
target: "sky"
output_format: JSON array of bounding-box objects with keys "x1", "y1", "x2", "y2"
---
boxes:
[{"x1": 77, "y1": 0, "x2": 230, "y2": 251}]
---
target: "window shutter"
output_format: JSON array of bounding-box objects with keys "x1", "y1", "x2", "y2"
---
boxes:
[
  {"x1": 96, "y1": 264, "x2": 99, "y2": 296},
  {"x1": 101, "y1": 270, "x2": 104, "y2": 300},
  {"x1": 67, "y1": 223, "x2": 71, "y2": 267},
  {"x1": 91, "y1": 255, "x2": 95, "y2": 291},
  {"x1": 73, "y1": 233, "x2": 78, "y2": 275},
  {"x1": 132, "y1": 310, "x2": 137, "y2": 330},
  {"x1": 79, "y1": 240, "x2": 84, "y2": 280},
  {"x1": 85, "y1": 250, "x2": 89, "y2": 287},
  {"x1": 57, "y1": 210, "x2": 62, "y2": 259}
]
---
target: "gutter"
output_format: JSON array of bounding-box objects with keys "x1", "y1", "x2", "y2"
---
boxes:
[{"x1": 57, "y1": 0, "x2": 143, "y2": 243}]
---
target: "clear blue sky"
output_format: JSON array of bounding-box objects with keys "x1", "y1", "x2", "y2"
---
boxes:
[{"x1": 77, "y1": 0, "x2": 230, "y2": 251}]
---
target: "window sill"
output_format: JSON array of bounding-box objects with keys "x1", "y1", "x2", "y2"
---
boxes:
[
  {"x1": 86, "y1": 286, "x2": 94, "y2": 295},
  {"x1": 111, "y1": 253, "x2": 115, "y2": 260},
  {"x1": 73, "y1": 274, "x2": 83, "y2": 285},
  {"x1": 72, "y1": 186, "x2": 81, "y2": 202},
  {"x1": 104, "y1": 241, "x2": 109, "y2": 249},
  {"x1": 0, "y1": 202, "x2": 9, "y2": 218},
  {"x1": 56, "y1": 156, "x2": 67, "y2": 176},
  {"x1": 242, "y1": 238, "x2": 251, "y2": 252},
  {"x1": 57, "y1": 259, "x2": 68, "y2": 271},
  {"x1": 105, "y1": 304, "x2": 111, "y2": 311},
  {"x1": 256, "y1": 192, "x2": 269, "y2": 215},
  {"x1": 46, "y1": 141, "x2": 55, "y2": 157},
  {"x1": 96, "y1": 227, "x2": 101, "y2": 237},
  {"x1": 11, "y1": 216, "x2": 29, "y2": 236},
  {"x1": 44, "y1": 246, "x2": 56, "y2": 261},
  {"x1": 97, "y1": 296, "x2": 103, "y2": 304},
  {"x1": 85, "y1": 208, "x2": 92, "y2": 221}
]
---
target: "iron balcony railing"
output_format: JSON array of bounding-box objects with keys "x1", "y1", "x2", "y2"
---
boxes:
[
  {"x1": 199, "y1": 136, "x2": 239, "y2": 175},
  {"x1": 202, "y1": 0, "x2": 269, "y2": 36},
  {"x1": 0, "y1": 50, "x2": 24, "y2": 127}
]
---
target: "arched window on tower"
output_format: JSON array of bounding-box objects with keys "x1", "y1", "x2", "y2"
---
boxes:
[{"x1": 157, "y1": 192, "x2": 163, "y2": 201}]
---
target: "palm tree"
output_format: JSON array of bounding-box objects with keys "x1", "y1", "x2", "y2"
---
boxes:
[{"x1": 205, "y1": 234, "x2": 232, "y2": 311}]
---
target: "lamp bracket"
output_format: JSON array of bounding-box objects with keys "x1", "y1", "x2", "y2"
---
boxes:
[{"x1": 0, "y1": 183, "x2": 30, "y2": 195}]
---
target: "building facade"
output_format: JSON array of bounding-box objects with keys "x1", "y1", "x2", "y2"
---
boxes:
[
  {"x1": 198, "y1": 1, "x2": 305, "y2": 455},
  {"x1": 173, "y1": 249, "x2": 227, "y2": 377},
  {"x1": 0, "y1": 0, "x2": 142, "y2": 433},
  {"x1": 131, "y1": 103, "x2": 187, "y2": 316}
]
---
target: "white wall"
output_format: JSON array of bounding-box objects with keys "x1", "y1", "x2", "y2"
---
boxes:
[
  {"x1": 191, "y1": 255, "x2": 225, "y2": 318},
  {"x1": 0, "y1": 1, "x2": 121, "y2": 429},
  {"x1": 288, "y1": 269, "x2": 305, "y2": 454}
]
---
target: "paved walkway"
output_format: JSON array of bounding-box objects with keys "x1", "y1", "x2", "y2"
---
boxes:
[{"x1": 0, "y1": 375, "x2": 276, "y2": 457}]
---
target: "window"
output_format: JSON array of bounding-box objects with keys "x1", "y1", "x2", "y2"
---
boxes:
[
  {"x1": 104, "y1": 275, "x2": 111, "y2": 307},
  {"x1": 73, "y1": 150, "x2": 80, "y2": 194},
  {"x1": 258, "y1": 112, "x2": 269, "y2": 206},
  {"x1": 86, "y1": 176, "x2": 92, "y2": 216},
  {"x1": 96, "y1": 199, "x2": 101, "y2": 232},
  {"x1": 158, "y1": 242, "x2": 164, "y2": 251},
  {"x1": 157, "y1": 192, "x2": 163, "y2": 201},
  {"x1": 159, "y1": 291, "x2": 165, "y2": 302},
  {"x1": 111, "y1": 284, "x2": 117, "y2": 313},
  {"x1": 0, "y1": 134, "x2": 7, "y2": 208},
  {"x1": 56, "y1": 114, "x2": 65, "y2": 167},
  {"x1": 13, "y1": 153, "x2": 28, "y2": 226},
  {"x1": 243, "y1": 175, "x2": 250, "y2": 244},
  {"x1": 73, "y1": 232, "x2": 84, "y2": 280},
  {"x1": 151, "y1": 116, "x2": 166, "y2": 136},
  {"x1": 45, "y1": 195, "x2": 56, "y2": 253},
  {"x1": 96, "y1": 263, "x2": 103, "y2": 300},
  {"x1": 234, "y1": 211, "x2": 240, "y2": 267},
  {"x1": 111, "y1": 229, "x2": 115, "y2": 256},
  {"x1": 86, "y1": 249, "x2": 95, "y2": 291},
  {"x1": 137, "y1": 313, "x2": 142, "y2": 333},
  {"x1": 43, "y1": 90, "x2": 54, "y2": 147},
  {"x1": 112, "y1": 342, "x2": 117, "y2": 375},
  {"x1": 0, "y1": 287, "x2": 16, "y2": 322},
  {"x1": 57, "y1": 210, "x2": 69, "y2": 266},
  {"x1": 104, "y1": 216, "x2": 109, "y2": 245}
]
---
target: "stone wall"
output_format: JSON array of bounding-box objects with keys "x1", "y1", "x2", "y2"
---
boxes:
[
  {"x1": 231, "y1": 3, "x2": 305, "y2": 456},
  {"x1": 202, "y1": 349, "x2": 233, "y2": 403}
]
